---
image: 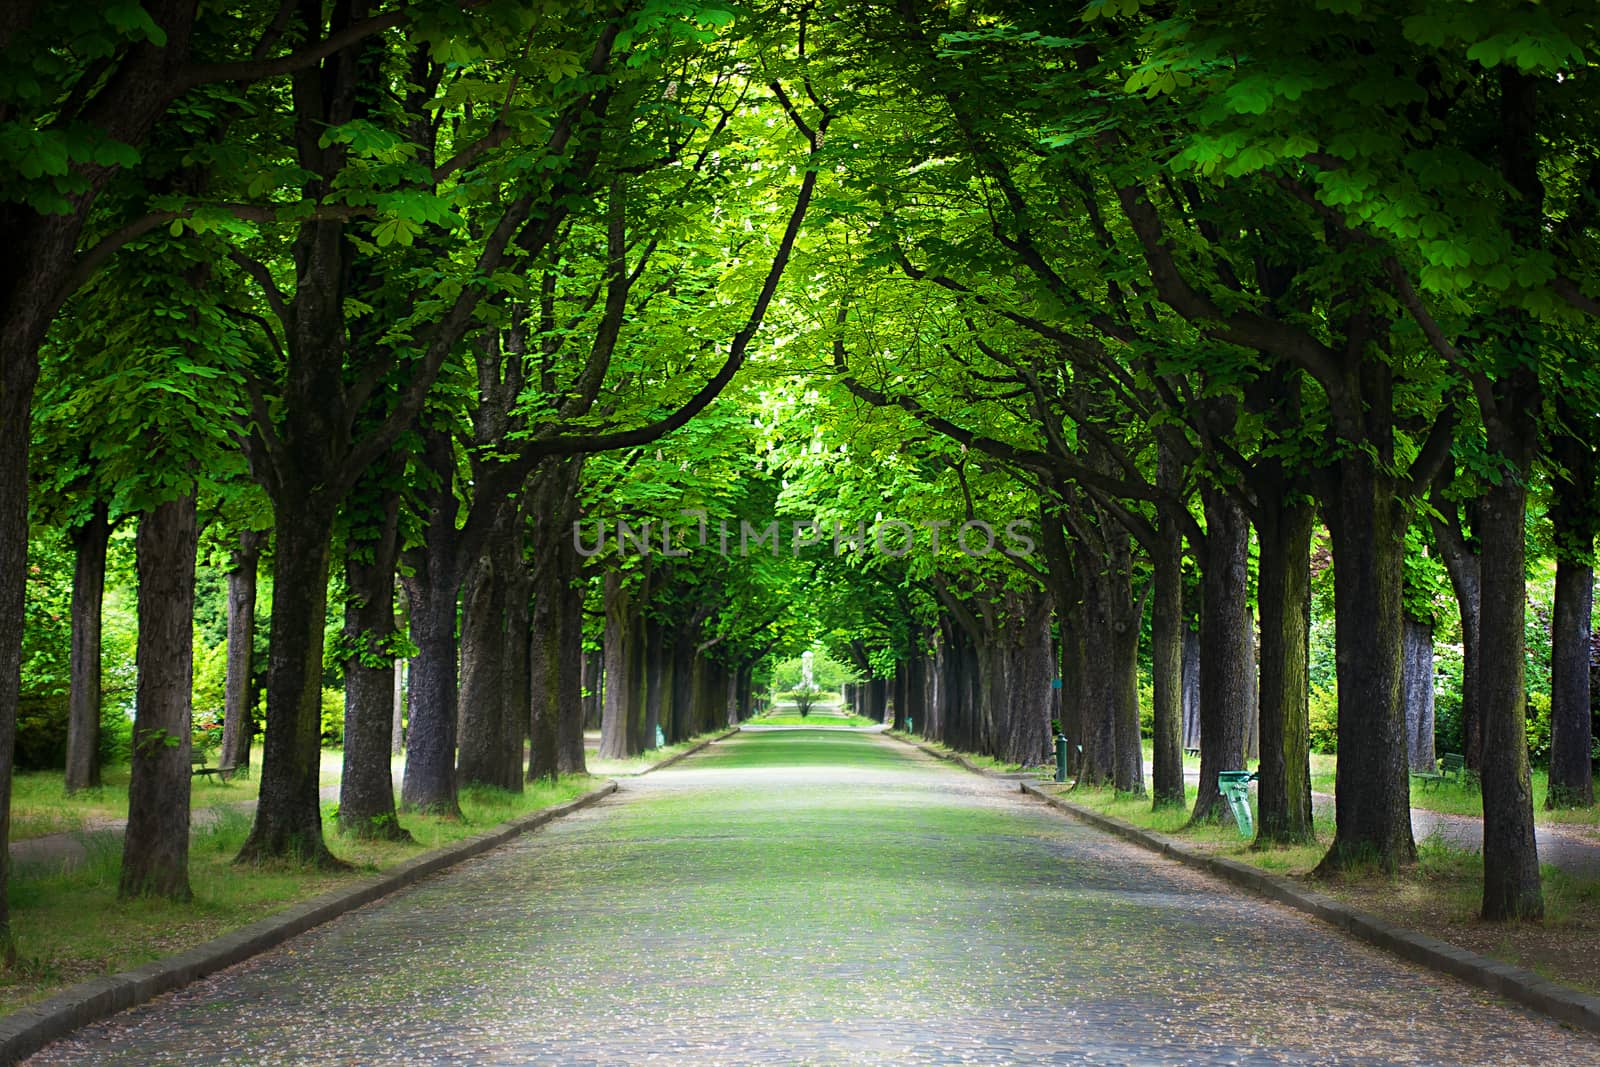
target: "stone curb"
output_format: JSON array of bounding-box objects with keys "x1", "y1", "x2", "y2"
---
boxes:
[
  {"x1": 637, "y1": 727, "x2": 739, "y2": 774},
  {"x1": 879, "y1": 730, "x2": 1600, "y2": 1037},
  {"x1": 1019, "y1": 782, "x2": 1600, "y2": 1038},
  {"x1": 0, "y1": 780, "x2": 620, "y2": 1066}
]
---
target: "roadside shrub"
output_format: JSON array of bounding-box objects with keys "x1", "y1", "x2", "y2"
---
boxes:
[
  {"x1": 1526, "y1": 690, "x2": 1552, "y2": 765},
  {"x1": 320, "y1": 687, "x2": 345, "y2": 746},
  {"x1": 1308, "y1": 684, "x2": 1338, "y2": 754}
]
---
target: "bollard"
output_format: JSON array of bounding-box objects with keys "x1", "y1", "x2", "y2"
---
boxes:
[
  {"x1": 1054, "y1": 735, "x2": 1069, "y2": 783},
  {"x1": 1217, "y1": 770, "x2": 1258, "y2": 838}
]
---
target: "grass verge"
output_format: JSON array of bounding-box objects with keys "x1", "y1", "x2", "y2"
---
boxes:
[
  {"x1": 0, "y1": 773, "x2": 598, "y2": 1017},
  {"x1": 1045, "y1": 780, "x2": 1600, "y2": 996},
  {"x1": 583, "y1": 728, "x2": 731, "y2": 776},
  {"x1": 10, "y1": 751, "x2": 348, "y2": 842}
]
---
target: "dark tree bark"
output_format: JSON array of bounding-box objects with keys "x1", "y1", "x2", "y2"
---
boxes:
[
  {"x1": 599, "y1": 568, "x2": 639, "y2": 759},
  {"x1": 529, "y1": 461, "x2": 583, "y2": 781},
  {"x1": 1477, "y1": 460, "x2": 1543, "y2": 918},
  {"x1": 1548, "y1": 558, "x2": 1594, "y2": 808},
  {"x1": 401, "y1": 561, "x2": 461, "y2": 815},
  {"x1": 905, "y1": 650, "x2": 928, "y2": 738},
  {"x1": 1431, "y1": 487, "x2": 1484, "y2": 771},
  {"x1": 1005, "y1": 595, "x2": 1054, "y2": 767},
  {"x1": 1317, "y1": 450, "x2": 1415, "y2": 873},
  {"x1": 1546, "y1": 397, "x2": 1598, "y2": 809},
  {"x1": 867, "y1": 676, "x2": 887, "y2": 724},
  {"x1": 1254, "y1": 497, "x2": 1314, "y2": 844},
  {"x1": 1181, "y1": 627, "x2": 1201, "y2": 753},
  {"x1": 497, "y1": 540, "x2": 532, "y2": 790},
  {"x1": 238, "y1": 492, "x2": 342, "y2": 865},
  {"x1": 120, "y1": 494, "x2": 197, "y2": 900},
  {"x1": 1150, "y1": 448, "x2": 1186, "y2": 809},
  {"x1": 1189, "y1": 488, "x2": 1251, "y2": 826},
  {"x1": 1469, "y1": 368, "x2": 1544, "y2": 919},
  {"x1": 400, "y1": 431, "x2": 466, "y2": 817},
  {"x1": 892, "y1": 660, "x2": 908, "y2": 731},
  {"x1": 1401, "y1": 616, "x2": 1437, "y2": 773},
  {"x1": 220, "y1": 529, "x2": 262, "y2": 774},
  {"x1": 65, "y1": 502, "x2": 111, "y2": 793},
  {"x1": 457, "y1": 549, "x2": 509, "y2": 788},
  {"x1": 338, "y1": 475, "x2": 409, "y2": 841},
  {"x1": 644, "y1": 612, "x2": 667, "y2": 746},
  {"x1": 582, "y1": 648, "x2": 603, "y2": 731}
]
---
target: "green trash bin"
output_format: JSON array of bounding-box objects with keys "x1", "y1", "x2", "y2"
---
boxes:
[
  {"x1": 1054, "y1": 735, "x2": 1069, "y2": 783},
  {"x1": 1217, "y1": 770, "x2": 1258, "y2": 838}
]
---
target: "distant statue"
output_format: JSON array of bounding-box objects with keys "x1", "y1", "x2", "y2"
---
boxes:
[{"x1": 801, "y1": 650, "x2": 815, "y2": 690}]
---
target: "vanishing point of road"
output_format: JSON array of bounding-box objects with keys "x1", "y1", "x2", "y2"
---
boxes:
[{"x1": 28, "y1": 730, "x2": 1600, "y2": 1065}]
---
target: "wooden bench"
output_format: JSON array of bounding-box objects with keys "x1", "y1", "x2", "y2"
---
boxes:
[
  {"x1": 1411, "y1": 752, "x2": 1472, "y2": 792},
  {"x1": 191, "y1": 751, "x2": 235, "y2": 783}
]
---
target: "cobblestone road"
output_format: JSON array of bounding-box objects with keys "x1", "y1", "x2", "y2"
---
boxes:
[{"x1": 29, "y1": 730, "x2": 1600, "y2": 1065}]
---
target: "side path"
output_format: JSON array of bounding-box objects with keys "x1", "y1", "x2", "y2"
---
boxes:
[{"x1": 27, "y1": 728, "x2": 1600, "y2": 1066}]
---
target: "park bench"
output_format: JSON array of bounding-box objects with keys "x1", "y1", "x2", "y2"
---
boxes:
[
  {"x1": 191, "y1": 750, "x2": 235, "y2": 783},
  {"x1": 1411, "y1": 752, "x2": 1473, "y2": 792}
]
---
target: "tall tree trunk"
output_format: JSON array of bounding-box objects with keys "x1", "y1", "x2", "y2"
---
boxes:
[
  {"x1": 598, "y1": 569, "x2": 638, "y2": 759},
  {"x1": 457, "y1": 550, "x2": 508, "y2": 789},
  {"x1": 554, "y1": 569, "x2": 587, "y2": 775},
  {"x1": 120, "y1": 494, "x2": 197, "y2": 900},
  {"x1": 1431, "y1": 493, "x2": 1484, "y2": 771},
  {"x1": 644, "y1": 613, "x2": 666, "y2": 746},
  {"x1": 1189, "y1": 488, "x2": 1251, "y2": 826},
  {"x1": 65, "y1": 501, "x2": 111, "y2": 793},
  {"x1": 238, "y1": 494, "x2": 342, "y2": 866},
  {"x1": 1006, "y1": 596, "x2": 1053, "y2": 767},
  {"x1": 1548, "y1": 559, "x2": 1594, "y2": 808},
  {"x1": 1317, "y1": 453, "x2": 1415, "y2": 872},
  {"x1": 338, "y1": 480, "x2": 408, "y2": 841},
  {"x1": 1181, "y1": 627, "x2": 1201, "y2": 752},
  {"x1": 400, "y1": 429, "x2": 465, "y2": 817},
  {"x1": 498, "y1": 544, "x2": 531, "y2": 791},
  {"x1": 0, "y1": 315, "x2": 37, "y2": 951},
  {"x1": 1150, "y1": 504, "x2": 1186, "y2": 809},
  {"x1": 582, "y1": 648, "x2": 603, "y2": 731},
  {"x1": 1478, "y1": 366, "x2": 1544, "y2": 918},
  {"x1": 905, "y1": 648, "x2": 928, "y2": 738},
  {"x1": 1401, "y1": 616, "x2": 1437, "y2": 773},
  {"x1": 1254, "y1": 496, "x2": 1314, "y2": 844},
  {"x1": 401, "y1": 567, "x2": 462, "y2": 816},
  {"x1": 220, "y1": 529, "x2": 262, "y2": 774},
  {"x1": 892, "y1": 660, "x2": 908, "y2": 731},
  {"x1": 1547, "y1": 401, "x2": 1597, "y2": 809},
  {"x1": 669, "y1": 625, "x2": 696, "y2": 744},
  {"x1": 392, "y1": 658, "x2": 405, "y2": 758}
]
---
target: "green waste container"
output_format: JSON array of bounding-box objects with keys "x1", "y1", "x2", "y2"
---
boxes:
[
  {"x1": 1217, "y1": 770, "x2": 1258, "y2": 838},
  {"x1": 1054, "y1": 735, "x2": 1069, "y2": 783}
]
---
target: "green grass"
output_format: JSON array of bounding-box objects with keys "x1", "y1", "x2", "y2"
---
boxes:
[
  {"x1": 751, "y1": 711, "x2": 878, "y2": 727},
  {"x1": 888, "y1": 731, "x2": 1040, "y2": 775},
  {"x1": 584, "y1": 728, "x2": 730, "y2": 776},
  {"x1": 11, "y1": 750, "x2": 352, "y2": 842},
  {"x1": 0, "y1": 769, "x2": 602, "y2": 1016}
]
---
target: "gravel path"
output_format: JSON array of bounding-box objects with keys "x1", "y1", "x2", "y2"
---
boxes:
[{"x1": 28, "y1": 730, "x2": 1600, "y2": 1065}]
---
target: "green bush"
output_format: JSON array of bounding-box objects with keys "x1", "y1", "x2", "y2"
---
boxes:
[
  {"x1": 1138, "y1": 682, "x2": 1154, "y2": 738},
  {"x1": 320, "y1": 687, "x2": 345, "y2": 746},
  {"x1": 1526, "y1": 690, "x2": 1552, "y2": 765},
  {"x1": 1431, "y1": 642, "x2": 1465, "y2": 756},
  {"x1": 1309, "y1": 684, "x2": 1338, "y2": 754}
]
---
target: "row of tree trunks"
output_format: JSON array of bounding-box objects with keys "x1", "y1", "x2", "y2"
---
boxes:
[{"x1": 917, "y1": 586, "x2": 1052, "y2": 768}]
